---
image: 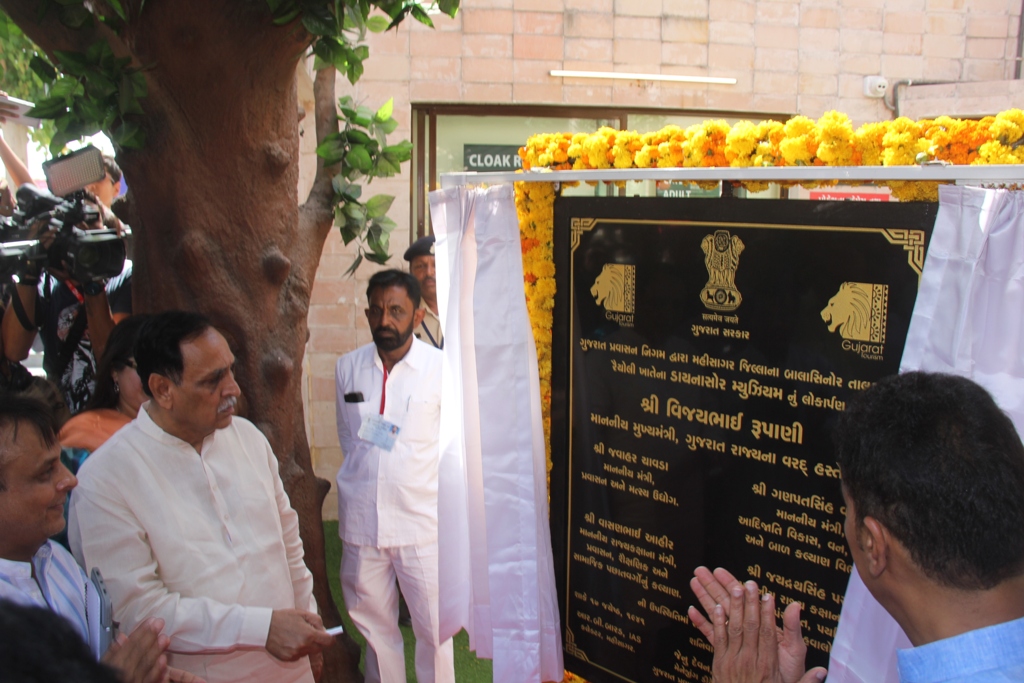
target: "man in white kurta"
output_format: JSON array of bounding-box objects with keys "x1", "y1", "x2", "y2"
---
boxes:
[
  {"x1": 69, "y1": 311, "x2": 333, "y2": 683},
  {"x1": 335, "y1": 269, "x2": 454, "y2": 683}
]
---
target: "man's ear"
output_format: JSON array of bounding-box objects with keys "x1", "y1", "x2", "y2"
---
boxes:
[
  {"x1": 148, "y1": 373, "x2": 174, "y2": 410},
  {"x1": 412, "y1": 306, "x2": 425, "y2": 328},
  {"x1": 858, "y1": 515, "x2": 890, "y2": 579}
]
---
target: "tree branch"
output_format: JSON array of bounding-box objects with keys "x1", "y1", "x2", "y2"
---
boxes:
[
  {"x1": 0, "y1": 1, "x2": 131, "y2": 66},
  {"x1": 298, "y1": 64, "x2": 340, "y2": 253}
]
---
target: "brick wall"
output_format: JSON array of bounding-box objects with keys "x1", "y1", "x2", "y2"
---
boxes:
[{"x1": 305, "y1": 0, "x2": 1023, "y2": 519}]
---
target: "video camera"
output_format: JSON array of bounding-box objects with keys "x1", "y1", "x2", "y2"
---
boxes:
[{"x1": 0, "y1": 146, "x2": 126, "y2": 284}]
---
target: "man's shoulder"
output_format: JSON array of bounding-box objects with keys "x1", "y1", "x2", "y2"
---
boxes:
[
  {"x1": 42, "y1": 540, "x2": 86, "y2": 577},
  {"x1": 409, "y1": 337, "x2": 443, "y2": 369},
  {"x1": 76, "y1": 422, "x2": 143, "y2": 486},
  {"x1": 224, "y1": 414, "x2": 270, "y2": 445},
  {"x1": 336, "y1": 342, "x2": 377, "y2": 371}
]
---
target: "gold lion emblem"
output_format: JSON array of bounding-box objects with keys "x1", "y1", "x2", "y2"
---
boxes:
[
  {"x1": 701, "y1": 230, "x2": 744, "y2": 311},
  {"x1": 591, "y1": 264, "x2": 635, "y2": 313},
  {"x1": 821, "y1": 282, "x2": 888, "y2": 343}
]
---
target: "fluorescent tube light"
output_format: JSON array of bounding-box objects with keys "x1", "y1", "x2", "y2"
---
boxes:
[{"x1": 550, "y1": 70, "x2": 737, "y2": 85}]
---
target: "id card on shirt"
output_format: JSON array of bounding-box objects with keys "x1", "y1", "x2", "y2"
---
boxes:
[{"x1": 358, "y1": 414, "x2": 401, "y2": 451}]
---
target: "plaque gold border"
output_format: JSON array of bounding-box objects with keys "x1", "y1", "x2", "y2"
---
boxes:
[{"x1": 563, "y1": 215, "x2": 925, "y2": 679}]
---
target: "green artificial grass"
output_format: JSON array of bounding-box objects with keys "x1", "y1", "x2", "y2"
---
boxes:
[{"x1": 323, "y1": 521, "x2": 493, "y2": 683}]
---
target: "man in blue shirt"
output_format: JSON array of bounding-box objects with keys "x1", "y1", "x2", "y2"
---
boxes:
[
  {"x1": 689, "y1": 372, "x2": 1024, "y2": 683},
  {"x1": 0, "y1": 394, "x2": 186, "y2": 683}
]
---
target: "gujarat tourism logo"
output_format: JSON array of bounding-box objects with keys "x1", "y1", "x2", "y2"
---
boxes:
[
  {"x1": 591, "y1": 263, "x2": 635, "y2": 327},
  {"x1": 700, "y1": 230, "x2": 744, "y2": 312},
  {"x1": 821, "y1": 282, "x2": 889, "y2": 361}
]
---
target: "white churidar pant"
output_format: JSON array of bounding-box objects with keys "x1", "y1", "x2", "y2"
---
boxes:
[
  {"x1": 827, "y1": 186, "x2": 1024, "y2": 683},
  {"x1": 340, "y1": 542, "x2": 454, "y2": 683}
]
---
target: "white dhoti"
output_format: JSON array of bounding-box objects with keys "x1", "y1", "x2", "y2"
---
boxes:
[{"x1": 340, "y1": 541, "x2": 455, "y2": 683}]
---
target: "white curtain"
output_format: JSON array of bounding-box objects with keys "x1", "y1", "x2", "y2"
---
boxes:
[
  {"x1": 430, "y1": 184, "x2": 565, "y2": 682},
  {"x1": 828, "y1": 186, "x2": 1024, "y2": 682}
]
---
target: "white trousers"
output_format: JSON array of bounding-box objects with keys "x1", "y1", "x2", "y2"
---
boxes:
[{"x1": 340, "y1": 541, "x2": 455, "y2": 683}]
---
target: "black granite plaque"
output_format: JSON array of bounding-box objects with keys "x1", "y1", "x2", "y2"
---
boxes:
[{"x1": 549, "y1": 196, "x2": 937, "y2": 683}]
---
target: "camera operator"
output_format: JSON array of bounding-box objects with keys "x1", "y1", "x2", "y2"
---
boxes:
[{"x1": 1, "y1": 199, "x2": 131, "y2": 415}]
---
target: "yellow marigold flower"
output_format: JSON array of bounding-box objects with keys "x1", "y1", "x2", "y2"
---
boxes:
[
  {"x1": 725, "y1": 120, "x2": 760, "y2": 167},
  {"x1": 881, "y1": 117, "x2": 925, "y2": 166},
  {"x1": 888, "y1": 180, "x2": 940, "y2": 202},
  {"x1": 780, "y1": 116, "x2": 819, "y2": 165},
  {"x1": 816, "y1": 111, "x2": 855, "y2": 166}
]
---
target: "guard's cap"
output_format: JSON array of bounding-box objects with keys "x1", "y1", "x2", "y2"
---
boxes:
[{"x1": 404, "y1": 234, "x2": 435, "y2": 261}]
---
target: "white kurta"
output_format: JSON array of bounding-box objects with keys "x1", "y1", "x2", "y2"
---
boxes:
[
  {"x1": 68, "y1": 406, "x2": 316, "y2": 683},
  {"x1": 335, "y1": 337, "x2": 442, "y2": 547}
]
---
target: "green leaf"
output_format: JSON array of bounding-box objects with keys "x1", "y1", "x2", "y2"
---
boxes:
[
  {"x1": 52, "y1": 50, "x2": 94, "y2": 77},
  {"x1": 377, "y1": 116, "x2": 398, "y2": 135},
  {"x1": 130, "y1": 71, "x2": 148, "y2": 98},
  {"x1": 106, "y1": 0, "x2": 127, "y2": 22},
  {"x1": 49, "y1": 128, "x2": 73, "y2": 155},
  {"x1": 272, "y1": 5, "x2": 301, "y2": 25},
  {"x1": 346, "y1": 144, "x2": 373, "y2": 172},
  {"x1": 50, "y1": 78, "x2": 83, "y2": 100},
  {"x1": 345, "y1": 129, "x2": 372, "y2": 145},
  {"x1": 58, "y1": 4, "x2": 92, "y2": 29},
  {"x1": 28, "y1": 96, "x2": 69, "y2": 119},
  {"x1": 331, "y1": 174, "x2": 350, "y2": 196},
  {"x1": 410, "y1": 4, "x2": 434, "y2": 27},
  {"x1": 343, "y1": 252, "x2": 364, "y2": 276},
  {"x1": 0, "y1": 13, "x2": 10, "y2": 42},
  {"x1": 375, "y1": 154, "x2": 401, "y2": 176},
  {"x1": 29, "y1": 56, "x2": 58, "y2": 81},
  {"x1": 75, "y1": 97, "x2": 104, "y2": 123},
  {"x1": 301, "y1": 5, "x2": 338, "y2": 36},
  {"x1": 315, "y1": 137, "x2": 346, "y2": 165},
  {"x1": 366, "y1": 15, "x2": 390, "y2": 32},
  {"x1": 343, "y1": 202, "x2": 366, "y2": 221},
  {"x1": 365, "y1": 194, "x2": 395, "y2": 219},
  {"x1": 383, "y1": 140, "x2": 413, "y2": 161},
  {"x1": 374, "y1": 98, "x2": 393, "y2": 123},
  {"x1": 438, "y1": 0, "x2": 459, "y2": 18},
  {"x1": 345, "y1": 60, "x2": 364, "y2": 85},
  {"x1": 111, "y1": 120, "x2": 141, "y2": 148}
]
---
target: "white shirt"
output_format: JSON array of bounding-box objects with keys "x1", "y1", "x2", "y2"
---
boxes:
[
  {"x1": 0, "y1": 540, "x2": 90, "y2": 645},
  {"x1": 335, "y1": 337, "x2": 442, "y2": 546},
  {"x1": 68, "y1": 406, "x2": 316, "y2": 683}
]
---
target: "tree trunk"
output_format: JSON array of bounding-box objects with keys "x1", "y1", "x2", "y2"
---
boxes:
[{"x1": 2, "y1": 1, "x2": 361, "y2": 680}]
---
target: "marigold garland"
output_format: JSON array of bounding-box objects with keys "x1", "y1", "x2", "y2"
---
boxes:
[
  {"x1": 519, "y1": 109, "x2": 1024, "y2": 203},
  {"x1": 516, "y1": 180, "x2": 557, "y2": 477}
]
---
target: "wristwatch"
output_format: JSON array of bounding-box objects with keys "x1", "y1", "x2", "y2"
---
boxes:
[{"x1": 82, "y1": 280, "x2": 106, "y2": 296}]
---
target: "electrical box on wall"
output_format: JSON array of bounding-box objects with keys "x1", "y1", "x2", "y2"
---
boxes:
[{"x1": 863, "y1": 76, "x2": 889, "y2": 98}]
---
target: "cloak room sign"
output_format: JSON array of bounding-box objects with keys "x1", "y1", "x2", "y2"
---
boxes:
[
  {"x1": 548, "y1": 196, "x2": 937, "y2": 683},
  {"x1": 463, "y1": 144, "x2": 524, "y2": 172}
]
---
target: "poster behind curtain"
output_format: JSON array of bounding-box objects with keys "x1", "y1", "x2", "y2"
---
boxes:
[
  {"x1": 828, "y1": 186, "x2": 1024, "y2": 683},
  {"x1": 430, "y1": 184, "x2": 565, "y2": 682}
]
